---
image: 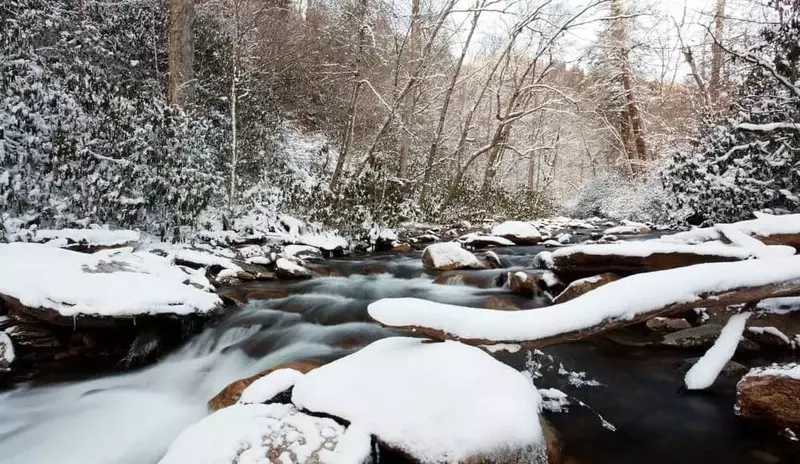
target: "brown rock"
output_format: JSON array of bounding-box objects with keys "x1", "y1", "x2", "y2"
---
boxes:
[
  {"x1": 457, "y1": 417, "x2": 561, "y2": 463},
  {"x1": 645, "y1": 317, "x2": 692, "y2": 333},
  {"x1": 209, "y1": 361, "x2": 321, "y2": 411},
  {"x1": 482, "y1": 296, "x2": 519, "y2": 311},
  {"x1": 737, "y1": 364, "x2": 800, "y2": 429},
  {"x1": 246, "y1": 290, "x2": 289, "y2": 300},
  {"x1": 391, "y1": 242, "x2": 413, "y2": 253},
  {"x1": 553, "y1": 273, "x2": 619, "y2": 304},
  {"x1": 508, "y1": 272, "x2": 539, "y2": 296},
  {"x1": 434, "y1": 273, "x2": 466, "y2": 286},
  {"x1": 552, "y1": 249, "x2": 743, "y2": 279}
]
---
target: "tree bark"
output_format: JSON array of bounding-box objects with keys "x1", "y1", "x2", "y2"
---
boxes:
[
  {"x1": 397, "y1": 0, "x2": 420, "y2": 179},
  {"x1": 709, "y1": 0, "x2": 726, "y2": 103},
  {"x1": 167, "y1": 0, "x2": 195, "y2": 107}
]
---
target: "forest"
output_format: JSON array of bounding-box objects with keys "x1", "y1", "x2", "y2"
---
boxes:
[{"x1": 2, "y1": 1, "x2": 800, "y2": 464}]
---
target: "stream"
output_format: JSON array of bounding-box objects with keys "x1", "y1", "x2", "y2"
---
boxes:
[{"x1": 0, "y1": 245, "x2": 798, "y2": 463}]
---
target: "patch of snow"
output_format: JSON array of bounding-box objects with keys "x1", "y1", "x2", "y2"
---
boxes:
[
  {"x1": 556, "y1": 233, "x2": 572, "y2": 244},
  {"x1": 538, "y1": 388, "x2": 570, "y2": 413},
  {"x1": 173, "y1": 249, "x2": 243, "y2": 273},
  {"x1": 744, "y1": 362, "x2": 800, "y2": 380},
  {"x1": 0, "y1": 331, "x2": 15, "y2": 370},
  {"x1": 685, "y1": 312, "x2": 751, "y2": 390},
  {"x1": 461, "y1": 234, "x2": 515, "y2": 247},
  {"x1": 239, "y1": 369, "x2": 306, "y2": 405},
  {"x1": 756, "y1": 297, "x2": 800, "y2": 315},
  {"x1": 748, "y1": 326, "x2": 792, "y2": 345},
  {"x1": 423, "y1": 242, "x2": 484, "y2": 270},
  {"x1": 282, "y1": 245, "x2": 322, "y2": 260},
  {"x1": 491, "y1": 221, "x2": 541, "y2": 242},
  {"x1": 714, "y1": 224, "x2": 795, "y2": 258},
  {"x1": 533, "y1": 251, "x2": 554, "y2": 269},
  {"x1": 481, "y1": 343, "x2": 522, "y2": 353},
  {"x1": 552, "y1": 241, "x2": 758, "y2": 260},
  {"x1": 369, "y1": 227, "x2": 398, "y2": 243},
  {"x1": 0, "y1": 243, "x2": 220, "y2": 317},
  {"x1": 159, "y1": 403, "x2": 371, "y2": 464},
  {"x1": 31, "y1": 228, "x2": 140, "y2": 248},
  {"x1": 276, "y1": 258, "x2": 312, "y2": 277},
  {"x1": 368, "y1": 255, "x2": 800, "y2": 345},
  {"x1": 291, "y1": 337, "x2": 544, "y2": 462}
]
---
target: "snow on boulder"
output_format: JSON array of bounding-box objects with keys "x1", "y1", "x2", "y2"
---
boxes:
[
  {"x1": 239, "y1": 368, "x2": 306, "y2": 405},
  {"x1": 0, "y1": 331, "x2": 14, "y2": 371},
  {"x1": 422, "y1": 242, "x2": 486, "y2": 271},
  {"x1": 0, "y1": 243, "x2": 221, "y2": 324},
  {"x1": 31, "y1": 228, "x2": 140, "y2": 252},
  {"x1": 368, "y1": 255, "x2": 800, "y2": 349},
  {"x1": 291, "y1": 337, "x2": 546, "y2": 463},
  {"x1": 173, "y1": 249, "x2": 244, "y2": 275},
  {"x1": 552, "y1": 273, "x2": 619, "y2": 304},
  {"x1": 210, "y1": 361, "x2": 321, "y2": 411},
  {"x1": 603, "y1": 220, "x2": 650, "y2": 236},
  {"x1": 736, "y1": 363, "x2": 800, "y2": 430},
  {"x1": 460, "y1": 233, "x2": 515, "y2": 249},
  {"x1": 491, "y1": 221, "x2": 542, "y2": 245},
  {"x1": 684, "y1": 312, "x2": 751, "y2": 390},
  {"x1": 276, "y1": 258, "x2": 314, "y2": 279},
  {"x1": 551, "y1": 241, "x2": 758, "y2": 278},
  {"x1": 283, "y1": 244, "x2": 323, "y2": 260},
  {"x1": 159, "y1": 403, "x2": 372, "y2": 464}
]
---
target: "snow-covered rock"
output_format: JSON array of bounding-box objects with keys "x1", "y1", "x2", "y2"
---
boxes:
[
  {"x1": 644, "y1": 317, "x2": 691, "y2": 333},
  {"x1": 31, "y1": 228, "x2": 140, "y2": 252},
  {"x1": 210, "y1": 361, "x2": 321, "y2": 412},
  {"x1": 282, "y1": 244, "x2": 323, "y2": 260},
  {"x1": 369, "y1": 255, "x2": 800, "y2": 348},
  {"x1": 276, "y1": 258, "x2": 314, "y2": 279},
  {"x1": 603, "y1": 220, "x2": 650, "y2": 235},
  {"x1": 552, "y1": 273, "x2": 619, "y2": 304},
  {"x1": 684, "y1": 312, "x2": 751, "y2": 390},
  {"x1": 173, "y1": 249, "x2": 244, "y2": 274},
  {"x1": 292, "y1": 337, "x2": 546, "y2": 463},
  {"x1": 159, "y1": 403, "x2": 371, "y2": 464},
  {"x1": 491, "y1": 221, "x2": 542, "y2": 245},
  {"x1": 0, "y1": 243, "x2": 221, "y2": 321},
  {"x1": 421, "y1": 242, "x2": 485, "y2": 271},
  {"x1": 736, "y1": 363, "x2": 800, "y2": 430},
  {"x1": 460, "y1": 234, "x2": 515, "y2": 249},
  {"x1": 239, "y1": 368, "x2": 306, "y2": 405},
  {"x1": 0, "y1": 331, "x2": 15, "y2": 371}
]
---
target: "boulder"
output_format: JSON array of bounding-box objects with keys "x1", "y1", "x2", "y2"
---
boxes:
[
  {"x1": 645, "y1": 317, "x2": 692, "y2": 333},
  {"x1": 0, "y1": 331, "x2": 15, "y2": 371},
  {"x1": 391, "y1": 242, "x2": 413, "y2": 253},
  {"x1": 509, "y1": 272, "x2": 539, "y2": 296},
  {"x1": 422, "y1": 242, "x2": 486, "y2": 271},
  {"x1": 603, "y1": 220, "x2": 650, "y2": 236},
  {"x1": 552, "y1": 273, "x2": 619, "y2": 304},
  {"x1": 736, "y1": 363, "x2": 800, "y2": 429},
  {"x1": 461, "y1": 234, "x2": 516, "y2": 249},
  {"x1": 483, "y1": 296, "x2": 520, "y2": 311},
  {"x1": 209, "y1": 361, "x2": 321, "y2": 411},
  {"x1": 491, "y1": 221, "x2": 542, "y2": 245},
  {"x1": 160, "y1": 403, "x2": 372, "y2": 464},
  {"x1": 275, "y1": 258, "x2": 314, "y2": 279},
  {"x1": 662, "y1": 324, "x2": 759, "y2": 350}
]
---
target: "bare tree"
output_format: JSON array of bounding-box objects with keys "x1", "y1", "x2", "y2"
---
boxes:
[
  {"x1": 167, "y1": 0, "x2": 195, "y2": 106},
  {"x1": 709, "y1": 0, "x2": 726, "y2": 103}
]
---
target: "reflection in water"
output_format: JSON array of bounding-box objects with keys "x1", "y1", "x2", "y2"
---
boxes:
[{"x1": 0, "y1": 253, "x2": 798, "y2": 464}]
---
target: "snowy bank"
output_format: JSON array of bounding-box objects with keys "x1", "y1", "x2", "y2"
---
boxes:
[
  {"x1": 0, "y1": 243, "x2": 221, "y2": 321},
  {"x1": 31, "y1": 228, "x2": 140, "y2": 251},
  {"x1": 368, "y1": 256, "x2": 800, "y2": 348}
]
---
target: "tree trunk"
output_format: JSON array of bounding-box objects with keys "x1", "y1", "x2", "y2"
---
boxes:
[
  {"x1": 397, "y1": 0, "x2": 420, "y2": 179},
  {"x1": 329, "y1": 0, "x2": 369, "y2": 190},
  {"x1": 709, "y1": 0, "x2": 726, "y2": 103},
  {"x1": 167, "y1": 0, "x2": 195, "y2": 107}
]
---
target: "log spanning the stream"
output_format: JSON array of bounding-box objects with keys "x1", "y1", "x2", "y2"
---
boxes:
[{"x1": 367, "y1": 256, "x2": 800, "y2": 350}]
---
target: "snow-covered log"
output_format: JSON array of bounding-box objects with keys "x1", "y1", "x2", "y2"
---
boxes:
[
  {"x1": 662, "y1": 213, "x2": 800, "y2": 249},
  {"x1": 31, "y1": 228, "x2": 140, "y2": 252},
  {"x1": 684, "y1": 312, "x2": 751, "y2": 390},
  {"x1": 368, "y1": 256, "x2": 800, "y2": 349}
]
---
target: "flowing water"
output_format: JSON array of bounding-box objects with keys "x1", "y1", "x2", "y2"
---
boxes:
[{"x1": 0, "y1": 246, "x2": 798, "y2": 463}]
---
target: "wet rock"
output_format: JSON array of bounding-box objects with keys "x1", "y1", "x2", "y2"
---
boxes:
[
  {"x1": 209, "y1": 360, "x2": 321, "y2": 411},
  {"x1": 645, "y1": 317, "x2": 692, "y2": 333},
  {"x1": 361, "y1": 265, "x2": 390, "y2": 275},
  {"x1": 483, "y1": 296, "x2": 520, "y2": 311},
  {"x1": 391, "y1": 242, "x2": 413, "y2": 253},
  {"x1": 483, "y1": 251, "x2": 503, "y2": 269},
  {"x1": 123, "y1": 328, "x2": 162, "y2": 367},
  {"x1": 662, "y1": 324, "x2": 759, "y2": 351},
  {"x1": 422, "y1": 242, "x2": 486, "y2": 271},
  {"x1": 553, "y1": 273, "x2": 619, "y2": 304},
  {"x1": 508, "y1": 272, "x2": 539, "y2": 296},
  {"x1": 681, "y1": 357, "x2": 748, "y2": 378},
  {"x1": 736, "y1": 363, "x2": 800, "y2": 430},
  {"x1": 311, "y1": 267, "x2": 342, "y2": 278},
  {"x1": 246, "y1": 290, "x2": 290, "y2": 300}
]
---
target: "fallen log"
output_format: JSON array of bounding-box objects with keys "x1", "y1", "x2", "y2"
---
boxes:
[
  {"x1": 368, "y1": 256, "x2": 800, "y2": 350},
  {"x1": 662, "y1": 213, "x2": 800, "y2": 249}
]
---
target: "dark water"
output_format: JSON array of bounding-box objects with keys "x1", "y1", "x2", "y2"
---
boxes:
[{"x1": 1, "y1": 243, "x2": 798, "y2": 463}]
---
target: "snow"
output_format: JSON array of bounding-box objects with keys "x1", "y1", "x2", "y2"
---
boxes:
[
  {"x1": 282, "y1": 245, "x2": 322, "y2": 259},
  {"x1": 684, "y1": 312, "x2": 751, "y2": 390},
  {"x1": 276, "y1": 258, "x2": 312, "y2": 277},
  {"x1": 538, "y1": 388, "x2": 569, "y2": 413},
  {"x1": 291, "y1": 337, "x2": 544, "y2": 462},
  {"x1": 481, "y1": 343, "x2": 522, "y2": 353},
  {"x1": 173, "y1": 249, "x2": 243, "y2": 273},
  {"x1": 756, "y1": 297, "x2": 800, "y2": 314},
  {"x1": 556, "y1": 233, "x2": 572, "y2": 244},
  {"x1": 158, "y1": 403, "x2": 371, "y2": 464},
  {"x1": 662, "y1": 213, "x2": 800, "y2": 244},
  {"x1": 491, "y1": 221, "x2": 541, "y2": 242},
  {"x1": 461, "y1": 234, "x2": 515, "y2": 247},
  {"x1": 743, "y1": 362, "x2": 800, "y2": 380},
  {"x1": 0, "y1": 331, "x2": 14, "y2": 370},
  {"x1": 31, "y1": 228, "x2": 140, "y2": 248},
  {"x1": 0, "y1": 243, "x2": 221, "y2": 317},
  {"x1": 239, "y1": 369, "x2": 306, "y2": 405},
  {"x1": 748, "y1": 326, "x2": 792, "y2": 345},
  {"x1": 298, "y1": 233, "x2": 348, "y2": 252},
  {"x1": 714, "y1": 224, "x2": 795, "y2": 258},
  {"x1": 369, "y1": 227, "x2": 398, "y2": 243},
  {"x1": 604, "y1": 220, "x2": 649, "y2": 235},
  {"x1": 368, "y1": 255, "x2": 800, "y2": 344},
  {"x1": 552, "y1": 240, "x2": 761, "y2": 260},
  {"x1": 422, "y1": 242, "x2": 484, "y2": 270}
]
